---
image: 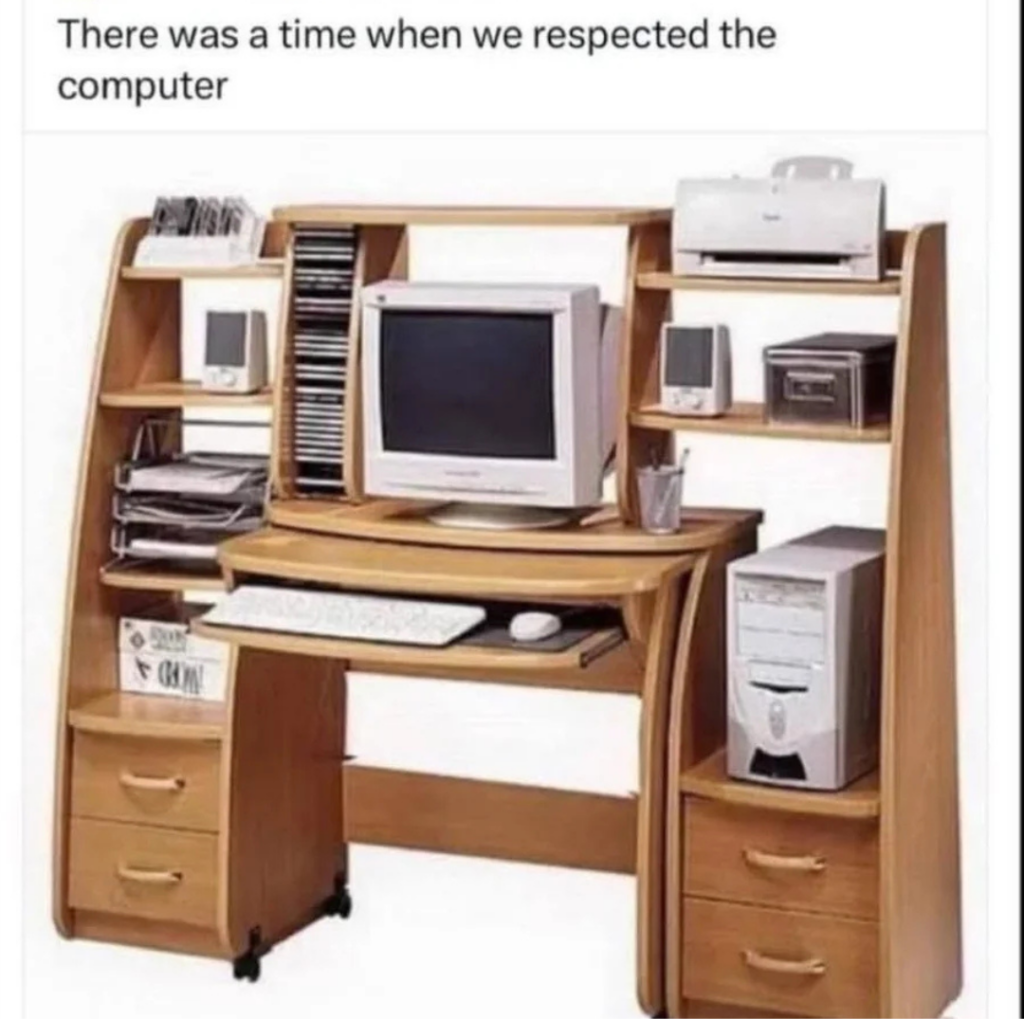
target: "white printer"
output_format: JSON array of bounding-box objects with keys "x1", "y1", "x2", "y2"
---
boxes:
[
  {"x1": 673, "y1": 157, "x2": 886, "y2": 282},
  {"x1": 727, "y1": 526, "x2": 885, "y2": 791}
]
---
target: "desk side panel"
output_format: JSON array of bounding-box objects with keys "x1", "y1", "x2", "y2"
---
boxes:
[
  {"x1": 880, "y1": 223, "x2": 962, "y2": 1018},
  {"x1": 222, "y1": 647, "x2": 346, "y2": 954},
  {"x1": 53, "y1": 219, "x2": 180, "y2": 936}
]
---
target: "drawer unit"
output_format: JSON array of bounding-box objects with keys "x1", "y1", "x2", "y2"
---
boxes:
[
  {"x1": 68, "y1": 818, "x2": 218, "y2": 928},
  {"x1": 71, "y1": 733, "x2": 221, "y2": 833},
  {"x1": 682, "y1": 898, "x2": 879, "y2": 1018},
  {"x1": 684, "y1": 798, "x2": 879, "y2": 920}
]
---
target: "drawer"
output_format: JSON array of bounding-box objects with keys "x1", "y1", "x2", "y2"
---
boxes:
[
  {"x1": 683, "y1": 898, "x2": 878, "y2": 1018},
  {"x1": 68, "y1": 818, "x2": 218, "y2": 928},
  {"x1": 71, "y1": 733, "x2": 221, "y2": 833},
  {"x1": 685, "y1": 799, "x2": 878, "y2": 920}
]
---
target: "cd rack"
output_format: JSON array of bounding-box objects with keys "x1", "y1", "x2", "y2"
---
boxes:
[{"x1": 290, "y1": 224, "x2": 358, "y2": 495}]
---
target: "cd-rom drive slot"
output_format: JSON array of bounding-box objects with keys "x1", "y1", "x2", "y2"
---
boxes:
[{"x1": 290, "y1": 224, "x2": 358, "y2": 496}]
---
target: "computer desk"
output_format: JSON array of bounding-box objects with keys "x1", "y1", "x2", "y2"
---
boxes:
[
  {"x1": 182, "y1": 502, "x2": 761, "y2": 1012},
  {"x1": 54, "y1": 209, "x2": 961, "y2": 1018}
]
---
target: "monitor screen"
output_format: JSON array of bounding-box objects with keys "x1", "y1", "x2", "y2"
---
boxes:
[{"x1": 379, "y1": 310, "x2": 556, "y2": 459}]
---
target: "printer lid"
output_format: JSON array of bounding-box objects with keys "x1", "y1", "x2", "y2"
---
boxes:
[{"x1": 675, "y1": 177, "x2": 884, "y2": 256}]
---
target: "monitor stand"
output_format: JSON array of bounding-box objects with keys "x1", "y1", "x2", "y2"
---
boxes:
[{"x1": 426, "y1": 502, "x2": 577, "y2": 531}]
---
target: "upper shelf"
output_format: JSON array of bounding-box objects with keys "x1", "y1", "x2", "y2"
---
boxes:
[
  {"x1": 100, "y1": 381, "x2": 273, "y2": 409},
  {"x1": 681, "y1": 749, "x2": 880, "y2": 820},
  {"x1": 121, "y1": 261, "x2": 285, "y2": 281},
  {"x1": 636, "y1": 270, "x2": 903, "y2": 297},
  {"x1": 631, "y1": 402, "x2": 892, "y2": 444},
  {"x1": 219, "y1": 526, "x2": 696, "y2": 599},
  {"x1": 272, "y1": 205, "x2": 672, "y2": 227}
]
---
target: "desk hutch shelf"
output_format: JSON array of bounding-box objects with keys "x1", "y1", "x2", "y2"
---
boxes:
[{"x1": 54, "y1": 206, "x2": 959, "y2": 1019}]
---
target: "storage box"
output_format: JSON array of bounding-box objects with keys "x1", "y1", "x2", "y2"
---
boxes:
[
  {"x1": 133, "y1": 219, "x2": 266, "y2": 269},
  {"x1": 118, "y1": 617, "x2": 230, "y2": 702},
  {"x1": 764, "y1": 333, "x2": 896, "y2": 430}
]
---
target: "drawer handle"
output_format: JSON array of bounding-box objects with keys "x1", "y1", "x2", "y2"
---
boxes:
[
  {"x1": 743, "y1": 848, "x2": 826, "y2": 873},
  {"x1": 116, "y1": 864, "x2": 183, "y2": 886},
  {"x1": 743, "y1": 949, "x2": 827, "y2": 977},
  {"x1": 119, "y1": 770, "x2": 186, "y2": 793}
]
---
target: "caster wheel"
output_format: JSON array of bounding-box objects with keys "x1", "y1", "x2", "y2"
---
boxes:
[
  {"x1": 337, "y1": 887, "x2": 353, "y2": 919},
  {"x1": 324, "y1": 884, "x2": 353, "y2": 919},
  {"x1": 233, "y1": 955, "x2": 261, "y2": 983},
  {"x1": 323, "y1": 876, "x2": 353, "y2": 919}
]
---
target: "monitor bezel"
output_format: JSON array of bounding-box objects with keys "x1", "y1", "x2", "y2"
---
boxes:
[{"x1": 361, "y1": 282, "x2": 602, "y2": 509}]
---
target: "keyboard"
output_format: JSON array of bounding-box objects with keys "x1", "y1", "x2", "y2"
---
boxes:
[{"x1": 202, "y1": 585, "x2": 487, "y2": 648}]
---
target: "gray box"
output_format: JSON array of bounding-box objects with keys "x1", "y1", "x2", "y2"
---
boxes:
[{"x1": 726, "y1": 526, "x2": 885, "y2": 790}]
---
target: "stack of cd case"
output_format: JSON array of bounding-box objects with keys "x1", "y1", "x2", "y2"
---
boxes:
[{"x1": 291, "y1": 224, "x2": 359, "y2": 495}]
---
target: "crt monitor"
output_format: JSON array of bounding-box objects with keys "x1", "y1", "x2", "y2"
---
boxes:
[{"x1": 361, "y1": 282, "x2": 620, "y2": 530}]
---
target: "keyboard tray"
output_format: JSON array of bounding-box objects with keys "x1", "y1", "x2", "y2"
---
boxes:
[{"x1": 191, "y1": 617, "x2": 632, "y2": 687}]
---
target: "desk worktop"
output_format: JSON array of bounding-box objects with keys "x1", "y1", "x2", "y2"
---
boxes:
[
  {"x1": 265, "y1": 499, "x2": 762, "y2": 556},
  {"x1": 218, "y1": 527, "x2": 700, "y2": 599}
]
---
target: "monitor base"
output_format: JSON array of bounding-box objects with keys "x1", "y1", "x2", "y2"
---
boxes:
[{"x1": 426, "y1": 502, "x2": 577, "y2": 532}]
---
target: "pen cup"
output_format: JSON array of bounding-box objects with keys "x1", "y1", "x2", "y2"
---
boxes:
[{"x1": 637, "y1": 465, "x2": 685, "y2": 535}]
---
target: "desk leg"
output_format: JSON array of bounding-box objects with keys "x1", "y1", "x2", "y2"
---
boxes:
[
  {"x1": 636, "y1": 575, "x2": 685, "y2": 1017},
  {"x1": 219, "y1": 648, "x2": 347, "y2": 961},
  {"x1": 663, "y1": 538, "x2": 757, "y2": 1018}
]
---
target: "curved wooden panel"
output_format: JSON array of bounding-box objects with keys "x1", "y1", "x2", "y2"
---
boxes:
[
  {"x1": 879, "y1": 223, "x2": 962, "y2": 1018},
  {"x1": 219, "y1": 527, "x2": 694, "y2": 599},
  {"x1": 664, "y1": 534, "x2": 757, "y2": 1017},
  {"x1": 266, "y1": 497, "x2": 761, "y2": 554},
  {"x1": 664, "y1": 554, "x2": 711, "y2": 1018},
  {"x1": 636, "y1": 575, "x2": 684, "y2": 1016},
  {"x1": 52, "y1": 218, "x2": 168, "y2": 937}
]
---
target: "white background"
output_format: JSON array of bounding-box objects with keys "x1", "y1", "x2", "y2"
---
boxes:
[
  {"x1": 26, "y1": 1, "x2": 986, "y2": 132},
  {"x1": 19, "y1": 133, "x2": 987, "y2": 1018},
  {"x1": 3, "y1": 0, "x2": 1019, "y2": 1016}
]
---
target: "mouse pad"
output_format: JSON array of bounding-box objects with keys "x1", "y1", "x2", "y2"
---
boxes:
[{"x1": 458, "y1": 607, "x2": 624, "y2": 654}]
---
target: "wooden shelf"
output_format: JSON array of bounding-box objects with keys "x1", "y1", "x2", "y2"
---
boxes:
[
  {"x1": 218, "y1": 527, "x2": 695, "y2": 599},
  {"x1": 121, "y1": 262, "x2": 284, "y2": 280},
  {"x1": 192, "y1": 620, "x2": 626, "y2": 679},
  {"x1": 100, "y1": 562, "x2": 227, "y2": 593},
  {"x1": 272, "y1": 205, "x2": 671, "y2": 227},
  {"x1": 680, "y1": 749, "x2": 880, "y2": 821},
  {"x1": 68, "y1": 691, "x2": 226, "y2": 741},
  {"x1": 266, "y1": 499, "x2": 762, "y2": 555},
  {"x1": 631, "y1": 402, "x2": 892, "y2": 444},
  {"x1": 99, "y1": 381, "x2": 273, "y2": 409},
  {"x1": 636, "y1": 271, "x2": 903, "y2": 297}
]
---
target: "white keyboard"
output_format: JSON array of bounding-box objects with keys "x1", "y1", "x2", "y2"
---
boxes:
[{"x1": 202, "y1": 585, "x2": 487, "y2": 647}]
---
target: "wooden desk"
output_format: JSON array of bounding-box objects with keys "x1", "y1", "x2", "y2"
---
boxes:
[
  {"x1": 185, "y1": 513, "x2": 759, "y2": 1007},
  {"x1": 54, "y1": 208, "x2": 960, "y2": 1018}
]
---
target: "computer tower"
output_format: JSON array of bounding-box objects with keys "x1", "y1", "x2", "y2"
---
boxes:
[{"x1": 726, "y1": 526, "x2": 886, "y2": 791}]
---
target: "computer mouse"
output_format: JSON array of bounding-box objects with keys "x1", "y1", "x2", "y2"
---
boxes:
[{"x1": 509, "y1": 611, "x2": 563, "y2": 643}]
